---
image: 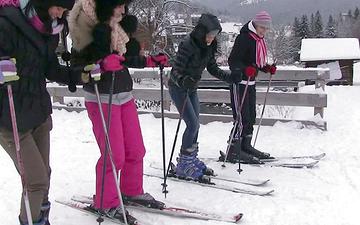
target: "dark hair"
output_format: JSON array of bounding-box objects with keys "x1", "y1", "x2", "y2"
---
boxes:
[{"x1": 23, "y1": 0, "x2": 69, "y2": 35}]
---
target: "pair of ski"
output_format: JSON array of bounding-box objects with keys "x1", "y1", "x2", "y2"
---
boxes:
[
  {"x1": 56, "y1": 195, "x2": 243, "y2": 224},
  {"x1": 213, "y1": 152, "x2": 326, "y2": 168},
  {"x1": 146, "y1": 163, "x2": 274, "y2": 196},
  {"x1": 145, "y1": 152, "x2": 326, "y2": 197}
]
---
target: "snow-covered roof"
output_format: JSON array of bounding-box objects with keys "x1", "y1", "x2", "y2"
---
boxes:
[
  {"x1": 300, "y1": 38, "x2": 360, "y2": 62},
  {"x1": 220, "y1": 22, "x2": 242, "y2": 34}
]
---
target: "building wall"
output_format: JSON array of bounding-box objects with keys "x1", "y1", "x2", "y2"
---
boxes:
[{"x1": 305, "y1": 60, "x2": 354, "y2": 85}]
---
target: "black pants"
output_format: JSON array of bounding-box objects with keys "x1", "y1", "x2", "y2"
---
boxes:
[{"x1": 230, "y1": 83, "x2": 256, "y2": 139}]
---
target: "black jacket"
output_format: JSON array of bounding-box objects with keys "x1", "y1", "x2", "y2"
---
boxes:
[
  {"x1": 228, "y1": 21, "x2": 266, "y2": 82},
  {"x1": 71, "y1": 23, "x2": 146, "y2": 95},
  {"x1": 169, "y1": 14, "x2": 230, "y2": 89},
  {"x1": 0, "y1": 6, "x2": 81, "y2": 132}
]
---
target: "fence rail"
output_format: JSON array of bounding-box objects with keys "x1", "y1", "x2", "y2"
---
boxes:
[{"x1": 49, "y1": 67, "x2": 329, "y2": 130}]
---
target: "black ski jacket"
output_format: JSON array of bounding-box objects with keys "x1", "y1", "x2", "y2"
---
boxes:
[
  {"x1": 169, "y1": 14, "x2": 231, "y2": 89},
  {"x1": 0, "y1": 6, "x2": 81, "y2": 132}
]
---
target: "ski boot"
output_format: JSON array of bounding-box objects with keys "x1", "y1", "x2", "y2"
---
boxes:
[
  {"x1": 218, "y1": 138, "x2": 263, "y2": 164},
  {"x1": 175, "y1": 153, "x2": 210, "y2": 183},
  {"x1": 41, "y1": 201, "x2": 51, "y2": 225},
  {"x1": 123, "y1": 193, "x2": 165, "y2": 209},
  {"x1": 188, "y1": 143, "x2": 215, "y2": 176},
  {"x1": 242, "y1": 135, "x2": 274, "y2": 160},
  {"x1": 97, "y1": 206, "x2": 138, "y2": 225}
]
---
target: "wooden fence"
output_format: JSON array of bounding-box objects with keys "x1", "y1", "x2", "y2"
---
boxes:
[{"x1": 48, "y1": 67, "x2": 329, "y2": 130}]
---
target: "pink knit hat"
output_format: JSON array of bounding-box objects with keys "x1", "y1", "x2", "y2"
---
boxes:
[
  {"x1": 253, "y1": 11, "x2": 272, "y2": 28},
  {"x1": 0, "y1": 0, "x2": 20, "y2": 7}
]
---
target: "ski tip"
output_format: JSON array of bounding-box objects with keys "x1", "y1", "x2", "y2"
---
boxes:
[
  {"x1": 234, "y1": 213, "x2": 244, "y2": 223},
  {"x1": 316, "y1": 153, "x2": 326, "y2": 159},
  {"x1": 261, "y1": 189, "x2": 275, "y2": 196}
]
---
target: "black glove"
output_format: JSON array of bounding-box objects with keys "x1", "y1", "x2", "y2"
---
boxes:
[
  {"x1": 230, "y1": 72, "x2": 242, "y2": 84},
  {"x1": 181, "y1": 76, "x2": 196, "y2": 90}
]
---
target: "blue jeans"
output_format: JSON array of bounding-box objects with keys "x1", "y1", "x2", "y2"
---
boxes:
[{"x1": 169, "y1": 84, "x2": 200, "y2": 152}]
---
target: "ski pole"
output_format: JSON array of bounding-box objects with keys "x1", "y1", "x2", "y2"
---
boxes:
[
  {"x1": 93, "y1": 70, "x2": 128, "y2": 225},
  {"x1": 3, "y1": 58, "x2": 34, "y2": 225},
  {"x1": 222, "y1": 76, "x2": 251, "y2": 172},
  {"x1": 158, "y1": 63, "x2": 168, "y2": 197},
  {"x1": 253, "y1": 73, "x2": 273, "y2": 148}
]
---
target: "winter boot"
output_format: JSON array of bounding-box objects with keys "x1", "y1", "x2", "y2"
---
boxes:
[
  {"x1": 19, "y1": 217, "x2": 46, "y2": 225},
  {"x1": 41, "y1": 201, "x2": 51, "y2": 225},
  {"x1": 123, "y1": 193, "x2": 165, "y2": 209},
  {"x1": 188, "y1": 143, "x2": 215, "y2": 176},
  {"x1": 93, "y1": 206, "x2": 137, "y2": 225},
  {"x1": 242, "y1": 135, "x2": 274, "y2": 160},
  {"x1": 218, "y1": 138, "x2": 263, "y2": 164},
  {"x1": 175, "y1": 153, "x2": 209, "y2": 182}
]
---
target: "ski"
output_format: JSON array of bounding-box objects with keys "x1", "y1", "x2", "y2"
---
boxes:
[
  {"x1": 208, "y1": 152, "x2": 326, "y2": 163},
  {"x1": 260, "y1": 152, "x2": 326, "y2": 162},
  {"x1": 55, "y1": 199, "x2": 130, "y2": 225},
  {"x1": 71, "y1": 195, "x2": 243, "y2": 224},
  {"x1": 149, "y1": 163, "x2": 270, "y2": 186},
  {"x1": 215, "y1": 151, "x2": 321, "y2": 168},
  {"x1": 253, "y1": 160, "x2": 320, "y2": 168},
  {"x1": 144, "y1": 172, "x2": 274, "y2": 196}
]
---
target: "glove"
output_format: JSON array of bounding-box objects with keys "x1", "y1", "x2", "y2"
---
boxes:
[
  {"x1": 146, "y1": 53, "x2": 169, "y2": 67},
  {"x1": 82, "y1": 64, "x2": 101, "y2": 83},
  {"x1": 99, "y1": 54, "x2": 125, "y2": 72},
  {"x1": 263, "y1": 64, "x2": 277, "y2": 75},
  {"x1": 244, "y1": 66, "x2": 257, "y2": 78},
  {"x1": 0, "y1": 58, "x2": 19, "y2": 84},
  {"x1": 180, "y1": 76, "x2": 196, "y2": 90}
]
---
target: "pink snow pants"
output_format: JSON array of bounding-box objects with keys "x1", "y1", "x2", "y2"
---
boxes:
[{"x1": 85, "y1": 99, "x2": 146, "y2": 209}]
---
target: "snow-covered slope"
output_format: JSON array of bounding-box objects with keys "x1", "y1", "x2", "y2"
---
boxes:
[{"x1": 1, "y1": 63, "x2": 360, "y2": 225}]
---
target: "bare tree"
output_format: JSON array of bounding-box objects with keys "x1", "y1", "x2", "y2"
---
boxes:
[
  {"x1": 129, "y1": 0, "x2": 193, "y2": 55},
  {"x1": 266, "y1": 25, "x2": 299, "y2": 64}
]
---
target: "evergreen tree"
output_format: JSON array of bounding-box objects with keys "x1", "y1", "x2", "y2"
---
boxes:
[
  {"x1": 314, "y1": 11, "x2": 324, "y2": 38},
  {"x1": 291, "y1": 17, "x2": 302, "y2": 61},
  {"x1": 325, "y1": 15, "x2": 337, "y2": 38},
  {"x1": 309, "y1": 13, "x2": 316, "y2": 38},
  {"x1": 292, "y1": 17, "x2": 301, "y2": 37},
  {"x1": 299, "y1": 14, "x2": 310, "y2": 38},
  {"x1": 354, "y1": 7, "x2": 359, "y2": 19}
]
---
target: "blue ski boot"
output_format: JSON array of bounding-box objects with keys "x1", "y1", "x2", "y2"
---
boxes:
[
  {"x1": 189, "y1": 143, "x2": 215, "y2": 176},
  {"x1": 175, "y1": 153, "x2": 210, "y2": 183}
]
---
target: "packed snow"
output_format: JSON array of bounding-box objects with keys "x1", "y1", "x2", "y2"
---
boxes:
[
  {"x1": 300, "y1": 38, "x2": 360, "y2": 62},
  {"x1": 1, "y1": 63, "x2": 360, "y2": 225}
]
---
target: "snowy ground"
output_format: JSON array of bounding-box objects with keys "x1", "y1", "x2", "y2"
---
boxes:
[{"x1": 1, "y1": 63, "x2": 360, "y2": 225}]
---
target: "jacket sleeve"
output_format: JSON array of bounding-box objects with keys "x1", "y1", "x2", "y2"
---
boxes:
[
  {"x1": 228, "y1": 34, "x2": 249, "y2": 76},
  {"x1": 123, "y1": 39, "x2": 146, "y2": 68},
  {"x1": 206, "y1": 52, "x2": 231, "y2": 82},
  {"x1": 170, "y1": 40, "x2": 194, "y2": 86},
  {"x1": 45, "y1": 52, "x2": 84, "y2": 85},
  {"x1": 0, "y1": 18, "x2": 16, "y2": 88}
]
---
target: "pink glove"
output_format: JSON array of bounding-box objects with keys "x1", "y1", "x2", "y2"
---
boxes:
[
  {"x1": 146, "y1": 54, "x2": 169, "y2": 67},
  {"x1": 100, "y1": 54, "x2": 125, "y2": 72}
]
